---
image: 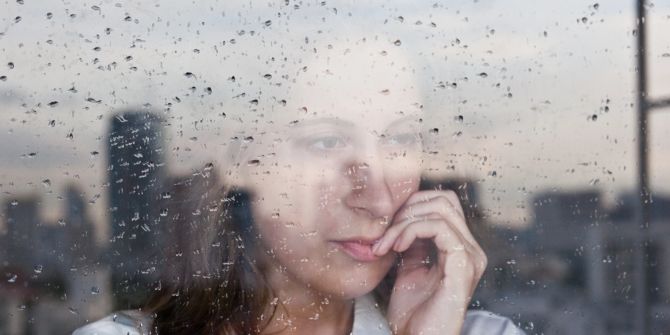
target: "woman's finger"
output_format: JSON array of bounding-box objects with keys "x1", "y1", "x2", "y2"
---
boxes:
[
  {"x1": 392, "y1": 195, "x2": 477, "y2": 247},
  {"x1": 391, "y1": 219, "x2": 472, "y2": 255},
  {"x1": 402, "y1": 190, "x2": 466, "y2": 218}
]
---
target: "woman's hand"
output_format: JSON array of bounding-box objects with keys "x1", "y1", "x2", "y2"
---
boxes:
[{"x1": 372, "y1": 190, "x2": 488, "y2": 335}]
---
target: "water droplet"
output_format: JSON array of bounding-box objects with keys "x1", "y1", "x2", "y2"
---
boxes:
[
  {"x1": 380, "y1": 89, "x2": 390, "y2": 95},
  {"x1": 68, "y1": 307, "x2": 79, "y2": 315},
  {"x1": 7, "y1": 62, "x2": 14, "y2": 69},
  {"x1": 393, "y1": 39, "x2": 402, "y2": 46},
  {"x1": 263, "y1": 73, "x2": 272, "y2": 80},
  {"x1": 593, "y1": 3, "x2": 600, "y2": 10},
  {"x1": 184, "y1": 72, "x2": 195, "y2": 78},
  {"x1": 15, "y1": 16, "x2": 22, "y2": 23},
  {"x1": 478, "y1": 72, "x2": 488, "y2": 78},
  {"x1": 161, "y1": 192, "x2": 171, "y2": 199},
  {"x1": 7, "y1": 274, "x2": 17, "y2": 283},
  {"x1": 0, "y1": 76, "x2": 7, "y2": 82},
  {"x1": 456, "y1": 115, "x2": 464, "y2": 122},
  {"x1": 91, "y1": 286, "x2": 100, "y2": 295},
  {"x1": 248, "y1": 159, "x2": 260, "y2": 166},
  {"x1": 271, "y1": 212, "x2": 280, "y2": 219},
  {"x1": 205, "y1": 87, "x2": 212, "y2": 94},
  {"x1": 590, "y1": 114, "x2": 598, "y2": 121},
  {"x1": 581, "y1": 17, "x2": 588, "y2": 23},
  {"x1": 33, "y1": 265, "x2": 43, "y2": 274},
  {"x1": 249, "y1": 99, "x2": 259, "y2": 105},
  {"x1": 264, "y1": 20, "x2": 272, "y2": 27},
  {"x1": 429, "y1": 128, "x2": 439, "y2": 134},
  {"x1": 48, "y1": 101, "x2": 58, "y2": 107},
  {"x1": 90, "y1": 150, "x2": 99, "y2": 157},
  {"x1": 10, "y1": 200, "x2": 18, "y2": 206},
  {"x1": 58, "y1": 219, "x2": 66, "y2": 226},
  {"x1": 160, "y1": 208, "x2": 168, "y2": 217}
]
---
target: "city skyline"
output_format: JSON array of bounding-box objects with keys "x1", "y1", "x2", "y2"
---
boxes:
[{"x1": 1, "y1": 0, "x2": 669, "y2": 239}]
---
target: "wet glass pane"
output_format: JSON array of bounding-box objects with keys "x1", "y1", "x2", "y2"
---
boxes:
[{"x1": 1, "y1": 1, "x2": 669, "y2": 334}]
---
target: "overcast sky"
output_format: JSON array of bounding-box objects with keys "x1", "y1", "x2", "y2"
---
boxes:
[{"x1": 1, "y1": 0, "x2": 669, "y2": 241}]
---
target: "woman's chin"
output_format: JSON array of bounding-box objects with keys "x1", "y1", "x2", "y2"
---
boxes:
[{"x1": 323, "y1": 269, "x2": 389, "y2": 300}]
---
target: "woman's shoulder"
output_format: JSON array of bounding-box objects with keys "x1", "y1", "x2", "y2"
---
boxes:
[
  {"x1": 72, "y1": 310, "x2": 151, "y2": 335},
  {"x1": 463, "y1": 310, "x2": 526, "y2": 335}
]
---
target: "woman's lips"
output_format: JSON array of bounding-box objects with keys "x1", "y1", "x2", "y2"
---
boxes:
[{"x1": 333, "y1": 240, "x2": 381, "y2": 262}]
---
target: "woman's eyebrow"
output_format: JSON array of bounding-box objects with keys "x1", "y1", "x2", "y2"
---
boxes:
[
  {"x1": 385, "y1": 114, "x2": 422, "y2": 129},
  {"x1": 288, "y1": 117, "x2": 354, "y2": 129}
]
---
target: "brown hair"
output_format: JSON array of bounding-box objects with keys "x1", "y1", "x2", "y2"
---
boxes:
[{"x1": 144, "y1": 183, "x2": 280, "y2": 334}]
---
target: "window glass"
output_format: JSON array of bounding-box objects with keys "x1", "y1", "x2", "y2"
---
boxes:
[{"x1": 1, "y1": 1, "x2": 669, "y2": 334}]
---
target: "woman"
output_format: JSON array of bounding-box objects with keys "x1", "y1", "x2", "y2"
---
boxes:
[{"x1": 74, "y1": 31, "x2": 524, "y2": 335}]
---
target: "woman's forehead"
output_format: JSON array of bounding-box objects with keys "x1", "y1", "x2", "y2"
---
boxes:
[{"x1": 249, "y1": 41, "x2": 423, "y2": 130}]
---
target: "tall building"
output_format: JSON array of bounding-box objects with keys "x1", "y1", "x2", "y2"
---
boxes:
[
  {"x1": 3, "y1": 195, "x2": 41, "y2": 271},
  {"x1": 106, "y1": 110, "x2": 167, "y2": 302}
]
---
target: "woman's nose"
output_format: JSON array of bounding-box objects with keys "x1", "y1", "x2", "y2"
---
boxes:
[{"x1": 344, "y1": 153, "x2": 395, "y2": 218}]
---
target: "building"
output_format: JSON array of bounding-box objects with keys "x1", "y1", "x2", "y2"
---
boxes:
[{"x1": 106, "y1": 110, "x2": 167, "y2": 305}]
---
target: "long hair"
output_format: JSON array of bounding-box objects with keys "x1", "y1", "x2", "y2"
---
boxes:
[{"x1": 144, "y1": 181, "x2": 278, "y2": 334}]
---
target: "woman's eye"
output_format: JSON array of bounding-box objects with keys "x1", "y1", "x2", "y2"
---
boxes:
[
  {"x1": 385, "y1": 133, "x2": 421, "y2": 146},
  {"x1": 307, "y1": 136, "x2": 348, "y2": 151}
]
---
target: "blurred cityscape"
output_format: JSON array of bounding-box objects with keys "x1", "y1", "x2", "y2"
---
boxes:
[{"x1": 1, "y1": 110, "x2": 669, "y2": 334}]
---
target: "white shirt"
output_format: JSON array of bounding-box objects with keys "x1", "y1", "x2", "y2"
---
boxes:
[{"x1": 73, "y1": 294, "x2": 524, "y2": 335}]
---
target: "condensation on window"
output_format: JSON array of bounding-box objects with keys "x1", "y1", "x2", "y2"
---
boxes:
[{"x1": 0, "y1": 1, "x2": 669, "y2": 334}]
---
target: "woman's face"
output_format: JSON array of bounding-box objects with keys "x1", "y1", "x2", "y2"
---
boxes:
[{"x1": 233, "y1": 44, "x2": 424, "y2": 299}]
